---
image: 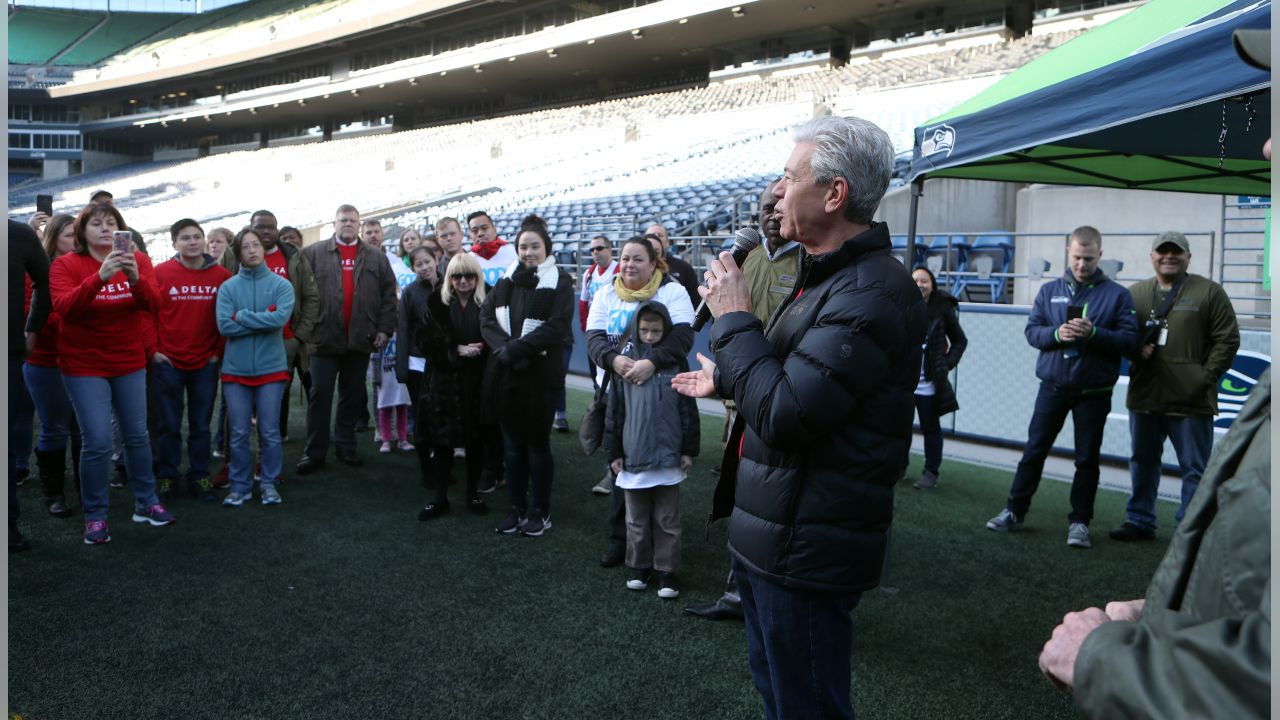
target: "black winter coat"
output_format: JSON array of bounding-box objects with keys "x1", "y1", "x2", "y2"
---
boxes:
[
  {"x1": 423, "y1": 292, "x2": 488, "y2": 447},
  {"x1": 710, "y1": 223, "x2": 927, "y2": 592},
  {"x1": 479, "y1": 261, "x2": 575, "y2": 434},
  {"x1": 395, "y1": 278, "x2": 436, "y2": 385},
  {"x1": 921, "y1": 291, "x2": 967, "y2": 416}
]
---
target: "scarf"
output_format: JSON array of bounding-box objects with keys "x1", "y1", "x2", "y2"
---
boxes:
[
  {"x1": 470, "y1": 237, "x2": 507, "y2": 260},
  {"x1": 614, "y1": 269, "x2": 663, "y2": 303},
  {"x1": 495, "y1": 255, "x2": 560, "y2": 339}
]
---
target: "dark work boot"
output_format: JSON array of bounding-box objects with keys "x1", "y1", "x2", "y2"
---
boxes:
[{"x1": 37, "y1": 448, "x2": 65, "y2": 498}]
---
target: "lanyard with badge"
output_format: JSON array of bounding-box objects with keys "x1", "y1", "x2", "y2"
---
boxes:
[{"x1": 1142, "y1": 275, "x2": 1186, "y2": 348}]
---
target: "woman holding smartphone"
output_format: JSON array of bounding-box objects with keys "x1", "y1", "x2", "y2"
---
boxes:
[{"x1": 50, "y1": 204, "x2": 173, "y2": 545}]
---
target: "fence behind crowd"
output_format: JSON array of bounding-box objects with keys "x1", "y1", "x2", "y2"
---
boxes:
[{"x1": 566, "y1": 302, "x2": 1271, "y2": 473}]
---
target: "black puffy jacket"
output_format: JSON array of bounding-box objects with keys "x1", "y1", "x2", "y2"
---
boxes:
[
  {"x1": 921, "y1": 291, "x2": 967, "y2": 416},
  {"x1": 710, "y1": 223, "x2": 927, "y2": 592}
]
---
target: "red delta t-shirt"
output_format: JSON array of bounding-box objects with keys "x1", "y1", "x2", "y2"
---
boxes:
[
  {"x1": 263, "y1": 247, "x2": 294, "y2": 339},
  {"x1": 151, "y1": 259, "x2": 232, "y2": 369},
  {"x1": 49, "y1": 251, "x2": 161, "y2": 377},
  {"x1": 338, "y1": 241, "x2": 358, "y2": 332}
]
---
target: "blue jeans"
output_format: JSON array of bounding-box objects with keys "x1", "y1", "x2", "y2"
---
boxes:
[
  {"x1": 1126, "y1": 411, "x2": 1213, "y2": 530},
  {"x1": 1007, "y1": 382, "x2": 1111, "y2": 525},
  {"x1": 11, "y1": 358, "x2": 34, "y2": 471},
  {"x1": 224, "y1": 381, "x2": 285, "y2": 494},
  {"x1": 152, "y1": 360, "x2": 219, "y2": 482},
  {"x1": 63, "y1": 370, "x2": 158, "y2": 521},
  {"x1": 213, "y1": 383, "x2": 228, "y2": 450},
  {"x1": 734, "y1": 560, "x2": 863, "y2": 720},
  {"x1": 23, "y1": 363, "x2": 76, "y2": 451}
]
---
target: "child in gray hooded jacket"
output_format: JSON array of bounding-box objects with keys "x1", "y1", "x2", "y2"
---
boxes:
[{"x1": 604, "y1": 301, "x2": 699, "y2": 599}]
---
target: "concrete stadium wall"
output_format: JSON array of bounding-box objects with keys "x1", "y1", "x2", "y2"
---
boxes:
[
  {"x1": 81, "y1": 148, "x2": 138, "y2": 174},
  {"x1": 1013, "y1": 185, "x2": 1223, "y2": 305},
  {"x1": 876, "y1": 179, "x2": 1018, "y2": 234}
]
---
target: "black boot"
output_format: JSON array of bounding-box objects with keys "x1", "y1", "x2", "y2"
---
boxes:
[
  {"x1": 415, "y1": 445, "x2": 435, "y2": 490},
  {"x1": 9, "y1": 524, "x2": 30, "y2": 553},
  {"x1": 36, "y1": 448, "x2": 72, "y2": 518}
]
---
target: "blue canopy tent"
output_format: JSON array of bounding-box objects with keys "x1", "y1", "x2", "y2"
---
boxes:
[{"x1": 903, "y1": 0, "x2": 1272, "y2": 261}]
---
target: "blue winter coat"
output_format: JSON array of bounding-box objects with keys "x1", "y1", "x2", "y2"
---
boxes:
[
  {"x1": 1025, "y1": 269, "x2": 1139, "y2": 390},
  {"x1": 216, "y1": 263, "x2": 295, "y2": 378}
]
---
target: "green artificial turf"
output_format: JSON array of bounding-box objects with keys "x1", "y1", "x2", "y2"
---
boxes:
[{"x1": 8, "y1": 388, "x2": 1173, "y2": 719}]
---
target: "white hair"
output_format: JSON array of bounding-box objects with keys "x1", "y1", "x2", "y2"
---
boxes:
[{"x1": 792, "y1": 116, "x2": 894, "y2": 225}]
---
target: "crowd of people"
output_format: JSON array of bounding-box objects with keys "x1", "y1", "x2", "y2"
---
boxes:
[{"x1": 8, "y1": 100, "x2": 1268, "y2": 717}]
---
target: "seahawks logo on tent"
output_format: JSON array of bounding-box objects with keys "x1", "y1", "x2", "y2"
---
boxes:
[
  {"x1": 1214, "y1": 350, "x2": 1270, "y2": 430},
  {"x1": 921, "y1": 124, "x2": 956, "y2": 158}
]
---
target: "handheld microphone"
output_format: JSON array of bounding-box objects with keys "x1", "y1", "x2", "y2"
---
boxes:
[{"x1": 691, "y1": 227, "x2": 761, "y2": 331}]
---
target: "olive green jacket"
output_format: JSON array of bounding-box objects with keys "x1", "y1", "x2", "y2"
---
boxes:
[
  {"x1": 741, "y1": 242, "x2": 800, "y2": 327},
  {"x1": 1074, "y1": 370, "x2": 1270, "y2": 719},
  {"x1": 1126, "y1": 273, "x2": 1239, "y2": 415}
]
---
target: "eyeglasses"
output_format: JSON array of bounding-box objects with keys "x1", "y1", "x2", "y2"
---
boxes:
[
  {"x1": 589, "y1": 246, "x2": 608, "y2": 252},
  {"x1": 451, "y1": 272, "x2": 477, "y2": 280}
]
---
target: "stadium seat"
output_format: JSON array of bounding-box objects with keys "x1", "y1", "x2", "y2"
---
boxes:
[
  {"x1": 953, "y1": 234, "x2": 1014, "y2": 303},
  {"x1": 890, "y1": 235, "x2": 926, "y2": 268},
  {"x1": 923, "y1": 234, "x2": 967, "y2": 290}
]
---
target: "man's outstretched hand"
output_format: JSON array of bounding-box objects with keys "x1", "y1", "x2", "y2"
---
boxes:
[{"x1": 672, "y1": 352, "x2": 717, "y2": 399}]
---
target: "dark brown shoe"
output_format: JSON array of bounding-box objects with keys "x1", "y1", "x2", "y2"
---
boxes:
[
  {"x1": 295, "y1": 457, "x2": 326, "y2": 475},
  {"x1": 1108, "y1": 522, "x2": 1155, "y2": 542},
  {"x1": 599, "y1": 544, "x2": 625, "y2": 568}
]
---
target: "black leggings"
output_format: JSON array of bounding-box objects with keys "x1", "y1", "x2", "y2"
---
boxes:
[{"x1": 432, "y1": 439, "x2": 484, "y2": 503}]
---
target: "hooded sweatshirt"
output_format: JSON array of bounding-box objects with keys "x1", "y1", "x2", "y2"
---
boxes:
[{"x1": 603, "y1": 300, "x2": 700, "y2": 486}]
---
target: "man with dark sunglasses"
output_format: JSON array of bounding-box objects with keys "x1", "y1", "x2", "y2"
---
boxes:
[{"x1": 579, "y1": 235, "x2": 619, "y2": 349}]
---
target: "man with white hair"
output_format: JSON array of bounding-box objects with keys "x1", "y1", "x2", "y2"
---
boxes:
[{"x1": 674, "y1": 116, "x2": 926, "y2": 719}]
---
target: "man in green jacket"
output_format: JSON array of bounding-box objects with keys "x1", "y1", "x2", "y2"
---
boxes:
[
  {"x1": 1037, "y1": 369, "x2": 1268, "y2": 718},
  {"x1": 686, "y1": 180, "x2": 799, "y2": 623},
  {"x1": 741, "y1": 180, "x2": 801, "y2": 325},
  {"x1": 1110, "y1": 230, "x2": 1239, "y2": 541}
]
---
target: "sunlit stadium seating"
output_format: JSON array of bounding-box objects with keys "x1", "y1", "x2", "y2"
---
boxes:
[
  {"x1": 8, "y1": 8, "x2": 104, "y2": 65},
  {"x1": 56, "y1": 12, "x2": 186, "y2": 66},
  {"x1": 8, "y1": 22, "x2": 1087, "y2": 288}
]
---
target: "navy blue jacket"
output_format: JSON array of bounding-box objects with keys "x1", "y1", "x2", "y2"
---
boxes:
[{"x1": 1025, "y1": 269, "x2": 1138, "y2": 390}]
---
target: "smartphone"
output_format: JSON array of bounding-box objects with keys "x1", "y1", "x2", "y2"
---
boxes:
[
  {"x1": 112, "y1": 230, "x2": 133, "y2": 255},
  {"x1": 35, "y1": 194, "x2": 52, "y2": 215},
  {"x1": 1066, "y1": 305, "x2": 1083, "y2": 320}
]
